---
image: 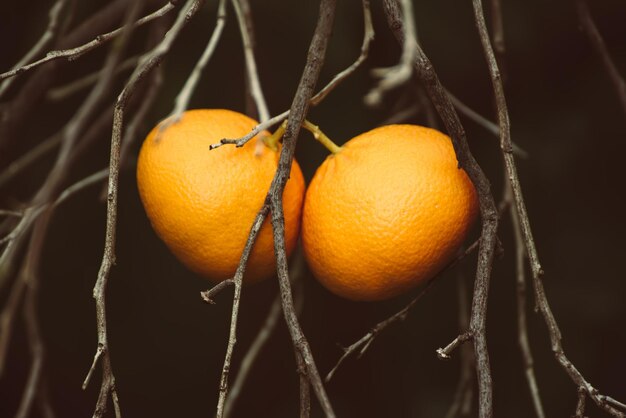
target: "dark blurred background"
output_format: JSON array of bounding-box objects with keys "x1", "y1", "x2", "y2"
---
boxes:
[{"x1": 1, "y1": 0, "x2": 625, "y2": 417}]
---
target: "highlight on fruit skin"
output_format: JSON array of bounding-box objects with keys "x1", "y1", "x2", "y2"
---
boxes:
[
  {"x1": 136, "y1": 109, "x2": 305, "y2": 284},
  {"x1": 302, "y1": 124, "x2": 478, "y2": 301}
]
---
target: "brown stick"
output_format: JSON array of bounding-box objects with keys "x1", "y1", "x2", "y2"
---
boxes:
[
  {"x1": 268, "y1": 1, "x2": 337, "y2": 414},
  {"x1": 383, "y1": 2, "x2": 499, "y2": 416},
  {"x1": 575, "y1": 0, "x2": 626, "y2": 116},
  {"x1": 83, "y1": 2, "x2": 206, "y2": 417},
  {"x1": 471, "y1": 0, "x2": 626, "y2": 416}
]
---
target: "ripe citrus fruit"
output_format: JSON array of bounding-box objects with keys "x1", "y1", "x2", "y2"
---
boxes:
[
  {"x1": 136, "y1": 109, "x2": 305, "y2": 283},
  {"x1": 302, "y1": 124, "x2": 478, "y2": 301}
]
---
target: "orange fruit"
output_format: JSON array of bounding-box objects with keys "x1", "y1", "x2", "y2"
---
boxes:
[
  {"x1": 302, "y1": 124, "x2": 478, "y2": 301},
  {"x1": 136, "y1": 109, "x2": 305, "y2": 283}
]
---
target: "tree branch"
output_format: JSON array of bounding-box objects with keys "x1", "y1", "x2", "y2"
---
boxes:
[
  {"x1": 0, "y1": 0, "x2": 68, "y2": 98},
  {"x1": 232, "y1": 0, "x2": 269, "y2": 123},
  {"x1": 444, "y1": 272, "x2": 475, "y2": 418},
  {"x1": 365, "y1": 0, "x2": 416, "y2": 106},
  {"x1": 222, "y1": 251, "x2": 305, "y2": 418},
  {"x1": 268, "y1": 1, "x2": 337, "y2": 415},
  {"x1": 310, "y1": 0, "x2": 374, "y2": 106},
  {"x1": 326, "y1": 241, "x2": 479, "y2": 381},
  {"x1": 165, "y1": 0, "x2": 227, "y2": 124},
  {"x1": 383, "y1": 2, "x2": 499, "y2": 416},
  {"x1": 83, "y1": 1, "x2": 206, "y2": 417},
  {"x1": 0, "y1": 1, "x2": 177, "y2": 82},
  {"x1": 575, "y1": 0, "x2": 626, "y2": 116},
  {"x1": 471, "y1": 0, "x2": 626, "y2": 416}
]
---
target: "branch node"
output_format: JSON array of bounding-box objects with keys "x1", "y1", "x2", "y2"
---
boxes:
[
  {"x1": 201, "y1": 279, "x2": 235, "y2": 304},
  {"x1": 437, "y1": 332, "x2": 473, "y2": 361}
]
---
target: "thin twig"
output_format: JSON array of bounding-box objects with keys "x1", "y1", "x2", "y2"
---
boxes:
[
  {"x1": 574, "y1": 387, "x2": 587, "y2": 418},
  {"x1": 489, "y1": 0, "x2": 506, "y2": 82},
  {"x1": 0, "y1": 271, "x2": 27, "y2": 378},
  {"x1": 0, "y1": 0, "x2": 68, "y2": 98},
  {"x1": 446, "y1": 89, "x2": 528, "y2": 158},
  {"x1": 0, "y1": 0, "x2": 154, "y2": 159},
  {"x1": 0, "y1": 1, "x2": 177, "y2": 82},
  {"x1": 222, "y1": 251, "x2": 305, "y2": 418},
  {"x1": 444, "y1": 272, "x2": 475, "y2": 418},
  {"x1": 0, "y1": 134, "x2": 62, "y2": 189},
  {"x1": 575, "y1": 0, "x2": 626, "y2": 116},
  {"x1": 311, "y1": 0, "x2": 374, "y2": 106},
  {"x1": 326, "y1": 241, "x2": 479, "y2": 381},
  {"x1": 211, "y1": 110, "x2": 289, "y2": 149},
  {"x1": 213, "y1": 0, "x2": 374, "y2": 151},
  {"x1": 471, "y1": 0, "x2": 626, "y2": 416},
  {"x1": 222, "y1": 295, "x2": 281, "y2": 417},
  {"x1": 296, "y1": 351, "x2": 311, "y2": 418},
  {"x1": 232, "y1": 0, "x2": 269, "y2": 123},
  {"x1": 208, "y1": 1, "x2": 337, "y2": 416},
  {"x1": 46, "y1": 55, "x2": 140, "y2": 101},
  {"x1": 365, "y1": 0, "x2": 416, "y2": 106},
  {"x1": 268, "y1": 1, "x2": 337, "y2": 414},
  {"x1": 14, "y1": 211, "x2": 52, "y2": 418},
  {"x1": 384, "y1": 2, "x2": 499, "y2": 417},
  {"x1": 507, "y1": 180, "x2": 545, "y2": 418},
  {"x1": 207, "y1": 205, "x2": 269, "y2": 418},
  {"x1": 165, "y1": 0, "x2": 227, "y2": 124},
  {"x1": 82, "y1": 2, "x2": 206, "y2": 417}
]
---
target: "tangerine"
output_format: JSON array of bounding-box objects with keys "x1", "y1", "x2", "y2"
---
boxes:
[
  {"x1": 302, "y1": 124, "x2": 478, "y2": 301},
  {"x1": 137, "y1": 109, "x2": 305, "y2": 283}
]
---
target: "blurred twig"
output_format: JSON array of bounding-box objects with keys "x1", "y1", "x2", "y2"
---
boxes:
[
  {"x1": 82, "y1": 1, "x2": 206, "y2": 417},
  {"x1": 575, "y1": 0, "x2": 626, "y2": 116},
  {"x1": 471, "y1": 0, "x2": 626, "y2": 415},
  {"x1": 0, "y1": 0, "x2": 68, "y2": 98},
  {"x1": 365, "y1": 0, "x2": 415, "y2": 106},
  {"x1": 383, "y1": 2, "x2": 501, "y2": 417},
  {"x1": 326, "y1": 241, "x2": 479, "y2": 382},
  {"x1": 0, "y1": 1, "x2": 177, "y2": 82}
]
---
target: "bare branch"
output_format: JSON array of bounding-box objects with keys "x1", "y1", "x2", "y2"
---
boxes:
[
  {"x1": 0, "y1": 0, "x2": 68, "y2": 98},
  {"x1": 575, "y1": 0, "x2": 626, "y2": 116},
  {"x1": 574, "y1": 387, "x2": 587, "y2": 418},
  {"x1": 211, "y1": 110, "x2": 289, "y2": 149},
  {"x1": 383, "y1": 2, "x2": 500, "y2": 417},
  {"x1": 83, "y1": 2, "x2": 206, "y2": 417},
  {"x1": 489, "y1": 0, "x2": 506, "y2": 82},
  {"x1": 507, "y1": 180, "x2": 545, "y2": 418},
  {"x1": 268, "y1": 1, "x2": 337, "y2": 414},
  {"x1": 0, "y1": 273, "x2": 26, "y2": 378},
  {"x1": 0, "y1": 1, "x2": 177, "y2": 82},
  {"x1": 214, "y1": 0, "x2": 374, "y2": 151},
  {"x1": 223, "y1": 251, "x2": 305, "y2": 418},
  {"x1": 14, "y1": 215, "x2": 52, "y2": 418},
  {"x1": 223, "y1": 295, "x2": 281, "y2": 417},
  {"x1": 165, "y1": 0, "x2": 227, "y2": 124},
  {"x1": 232, "y1": 0, "x2": 269, "y2": 123},
  {"x1": 446, "y1": 89, "x2": 528, "y2": 158},
  {"x1": 311, "y1": 0, "x2": 374, "y2": 106},
  {"x1": 210, "y1": 1, "x2": 338, "y2": 416},
  {"x1": 444, "y1": 273, "x2": 475, "y2": 418},
  {"x1": 437, "y1": 332, "x2": 473, "y2": 361},
  {"x1": 0, "y1": 133, "x2": 62, "y2": 189},
  {"x1": 471, "y1": 0, "x2": 626, "y2": 416},
  {"x1": 326, "y1": 241, "x2": 479, "y2": 382},
  {"x1": 365, "y1": 0, "x2": 416, "y2": 106},
  {"x1": 46, "y1": 55, "x2": 140, "y2": 101},
  {"x1": 0, "y1": 0, "x2": 161, "y2": 160}
]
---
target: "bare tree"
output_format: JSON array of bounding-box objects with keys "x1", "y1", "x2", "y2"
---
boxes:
[{"x1": 1, "y1": 0, "x2": 625, "y2": 417}]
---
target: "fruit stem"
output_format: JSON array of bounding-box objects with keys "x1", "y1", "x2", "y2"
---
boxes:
[
  {"x1": 263, "y1": 121, "x2": 286, "y2": 151},
  {"x1": 302, "y1": 120, "x2": 342, "y2": 154}
]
